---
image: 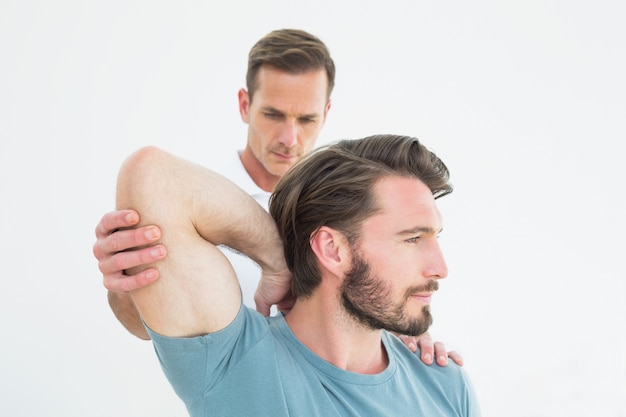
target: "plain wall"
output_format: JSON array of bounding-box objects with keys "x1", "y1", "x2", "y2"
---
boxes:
[{"x1": 1, "y1": 1, "x2": 624, "y2": 416}]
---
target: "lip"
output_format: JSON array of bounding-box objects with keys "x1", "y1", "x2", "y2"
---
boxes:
[
  {"x1": 273, "y1": 152, "x2": 296, "y2": 161},
  {"x1": 410, "y1": 293, "x2": 433, "y2": 303}
]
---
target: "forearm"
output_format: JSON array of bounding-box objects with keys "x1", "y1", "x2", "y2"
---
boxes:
[
  {"x1": 107, "y1": 291, "x2": 150, "y2": 340},
  {"x1": 165, "y1": 153, "x2": 285, "y2": 275}
]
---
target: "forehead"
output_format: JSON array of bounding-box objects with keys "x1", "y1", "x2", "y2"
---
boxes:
[
  {"x1": 252, "y1": 66, "x2": 329, "y2": 111},
  {"x1": 364, "y1": 176, "x2": 442, "y2": 234}
]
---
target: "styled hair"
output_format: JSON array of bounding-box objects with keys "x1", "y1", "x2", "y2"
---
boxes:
[
  {"x1": 246, "y1": 29, "x2": 336, "y2": 102},
  {"x1": 269, "y1": 134, "x2": 453, "y2": 297}
]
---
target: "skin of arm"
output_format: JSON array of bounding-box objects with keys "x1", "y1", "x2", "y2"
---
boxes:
[
  {"x1": 116, "y1": 146, "x2": 288, "y2": 337},
  {"x1": 107, "y1": 291, "x2": 150, "y2": 340}
]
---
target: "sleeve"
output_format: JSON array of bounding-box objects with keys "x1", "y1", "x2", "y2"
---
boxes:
[
  {"x1": 458, "y1": 367, "x2": 482, "y2": 417},
  {"x1": 145, "y1": 305, "x2": 268, "y2": 406}
]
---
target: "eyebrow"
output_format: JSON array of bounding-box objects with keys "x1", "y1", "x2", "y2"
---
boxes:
[
  {"x1": 261, "y1": 106, "x2": 319, "y2": 119},
  {"x1": 261, "y1": 106, "x2": 283, "y2": 114},
  {"x1": 397, "y1": 226, "x2": 443, "y2": 236}
]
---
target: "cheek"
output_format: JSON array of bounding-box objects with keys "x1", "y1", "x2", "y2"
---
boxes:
[
  {"x1": 374, "y1": 248, "x2": 415, "y2": 280},
  {"x1": 364, "y1": 248, "x2": 397, "y2": 276},
  {"x1": 299, "y1": 125, "x2": 323, "y2": 146},
  {"x1": 250, "y1": 122, "x2": 274, "y2": 146},
  {"x1": 301, "y1": 141, "x2": 316, "y2": 155}
]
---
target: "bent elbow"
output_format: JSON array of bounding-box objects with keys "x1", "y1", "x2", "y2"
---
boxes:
[{"x1": 116, "y1": 146, "x2": 169, "y2": 210}]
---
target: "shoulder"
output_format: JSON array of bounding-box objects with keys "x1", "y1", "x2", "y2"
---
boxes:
[
  {"x1": 385, "y1": 331, "x2": 468, "y2": 381},
  {"x1": 385, "y1": 332, "x2": 480, "y2": 414},
  {"x1": 147, "y1": 305, "x2": 269, "y2": 349}
]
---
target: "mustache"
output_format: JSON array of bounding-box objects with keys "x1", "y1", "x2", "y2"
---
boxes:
[
  {"x1": 404, "y1": 280, "x2": 439, "y2": 299},
  {"x1": 271, "y1": 145, "x2": 300, "y2": 156}
]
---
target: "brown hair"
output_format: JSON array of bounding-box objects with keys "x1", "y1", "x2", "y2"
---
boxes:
[
  {"x1": 269, "y1": 134, "x2": 453, "y2": 297},
  {"x1": 246, "y1": 29, "x2": 336, "y2": 102}
]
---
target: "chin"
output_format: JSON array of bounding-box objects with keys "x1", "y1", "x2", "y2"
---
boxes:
[{"x1": 275, "y1": 165, "x2": 293, "y2": 175}]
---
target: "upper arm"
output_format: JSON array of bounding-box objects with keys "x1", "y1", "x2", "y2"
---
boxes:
[{"x1": 116, "y1": 146, "x2": 242, "y2": 338}]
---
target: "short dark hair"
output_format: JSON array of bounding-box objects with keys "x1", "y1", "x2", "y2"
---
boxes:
[
  {"x1": 269, "y1": 134, "x2": 453, "y2": 297},
  {"x1": 246, "y1": 29, "x2": 336, "y2": 102}
]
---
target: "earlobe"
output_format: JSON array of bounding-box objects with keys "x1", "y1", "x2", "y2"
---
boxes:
[{"x1": 238, "y1": 88, "x2": 250, "y2": 123}]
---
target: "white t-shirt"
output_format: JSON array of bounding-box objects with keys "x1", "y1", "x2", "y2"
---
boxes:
[{"x1": 218, "y1": 152, "x2": 271, "y2": 310}]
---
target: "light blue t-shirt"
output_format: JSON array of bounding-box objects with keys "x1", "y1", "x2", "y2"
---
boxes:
[{"x1": 146, "y1": 306, "x2": 481, "y2": 417}]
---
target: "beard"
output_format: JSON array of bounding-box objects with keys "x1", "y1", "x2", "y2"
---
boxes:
[{"x1": 340, "y1": 251, "x2": 438, "y2": 337}]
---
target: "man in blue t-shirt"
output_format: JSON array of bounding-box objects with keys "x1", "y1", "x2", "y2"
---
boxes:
[
  {"x1": 114, "y1": 134, "x2": 481, "y2": 416},
  {"x1": 94, "y1": 28, "x2": 461, "y2": 366}
]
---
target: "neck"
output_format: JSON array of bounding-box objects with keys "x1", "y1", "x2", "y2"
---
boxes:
[
  {"x1": 239, "y1": 147, "x2": 281, "y2": 192},
  {"x1": 285, "y1": 292, "x2": 389, "y2": 374}
]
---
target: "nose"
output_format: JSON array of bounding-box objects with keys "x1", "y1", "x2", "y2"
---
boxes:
[
  {"x1": 278, "y1": 119, "x2": 298, "y2": 148},
  {"x1": 425, "y1": 240, "x2": 448, "y2": 280}
]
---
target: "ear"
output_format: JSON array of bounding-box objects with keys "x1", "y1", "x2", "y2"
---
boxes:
[
  {"x1": 322, "y1": 99, "x2": 332, "y2": 124},
  {"x1": 238, "y1": 88, "x2": 250, "y2": 123},
  {"x1": 310, "y1": 226, "x2": 349, "y2": 277}
]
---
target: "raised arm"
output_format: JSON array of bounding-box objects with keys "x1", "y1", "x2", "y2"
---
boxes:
[{"x1": 116, "y1": 146, "x2": 287, "y2": 337}]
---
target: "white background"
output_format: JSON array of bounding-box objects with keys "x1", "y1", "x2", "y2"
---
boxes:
[{"x1": 1, "y1": 1, "x2": 624, "y2": 416}]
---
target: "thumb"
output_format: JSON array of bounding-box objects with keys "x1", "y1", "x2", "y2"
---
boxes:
[{"x1": 254, "y1": 292, "x2": 271, "y2": 317}]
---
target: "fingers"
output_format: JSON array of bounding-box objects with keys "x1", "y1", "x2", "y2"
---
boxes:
[
  {"x1": 97, "y1": 241, "x2": 167, "y2": 275},
  {"x1": 100, "y1": 244, "x2": 167, "y2": 292},
  {"x1": 446, "y1": 350, "x2": 464, "y2": 367},
  {"x1": 397, "y1": 334, "x2": 418, "y2": 353},
  {"x1": 93, "y1": 209, "x2": 164, "y2": 272},
  {"x1": 93, "y1": 210, "x2": 144, "y2": 261},
  {"x1": 254, "y1": 293, "x2": 271, "y2": 317},
  {"x1": 254, "y1": 271, "x2": 294, "y2": 317},
  {"x1": 93, "y1": 209, "x2": 167, "y2": 293},
  {"x1": 93, "y1": 224, "x2": 162, "y2": 262},
  {"x1": 103, "y1": 267, "x2": 160, "y2": 293},
  {"x1": 432, "y1": 341, "x2": 449, "y2": 366},
  {"x1": 415, "y1": 332, "x2": 435, "y2": 365},
  {"x1": 402, "y1": 332, "x2": 464, "y2": 367},
  {"x1": 94, "y1": 210, "x2": 140, "y2": 239},
  {"x1": 277, "y1": 296, "x2": 296, "y2": 315}
]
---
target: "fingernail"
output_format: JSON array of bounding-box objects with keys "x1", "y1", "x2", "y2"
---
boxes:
[
  {"x1": 409, "y1": 342, "x2": 417, "y2": 352},
  {"x1": 439, "y1": 355, "x2": 448, "y2": 364},
  {"x1": 424, "y1": 353, "x2": 432, "y2": 362},
  {"x1": 150, "y1": 246, "x2": 166, "y2": 258},
  {"x1": 146, "y1": 270, "x2": 158, "y2": 280},
  {"x1": 145, "y1": 227, "x2": 160, "y2": 240}
]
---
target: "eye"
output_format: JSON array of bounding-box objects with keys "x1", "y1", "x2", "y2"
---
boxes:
[
  {"x1": 299, "y1": 117, "x2": 316, "y2": 124},
  {"x1": 264, "y1": 112, "x2": 282, "y2": 120},
  {"x1": 406, "y1": 236, "x2": 421, "y2": 244}
]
